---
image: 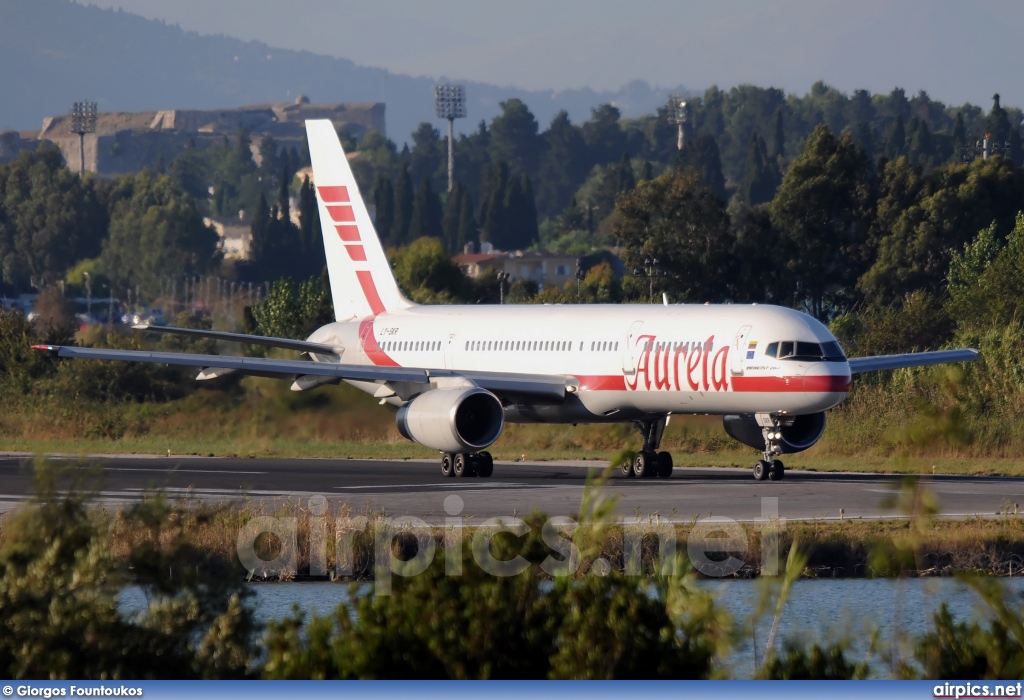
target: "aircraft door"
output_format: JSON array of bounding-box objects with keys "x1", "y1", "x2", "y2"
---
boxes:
[
  {"x1": 622, "y1": 321, "x2": 644, "y2": 375},
  {"x1": 731, "y1": 325, "x2": 752, "y2": 376},
  {"x1": 444, "y1": 333, "x2": 456, "y2": 369}
]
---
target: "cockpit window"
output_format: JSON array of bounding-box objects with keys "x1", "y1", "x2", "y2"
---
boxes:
[{"x1": 763, "y1": 339, "x2": 847, "y2": 362}]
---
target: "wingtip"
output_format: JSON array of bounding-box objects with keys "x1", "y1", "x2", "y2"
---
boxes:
[
  {"x1": 31, "y1": 344, "x2": 59, "y2": 352},
  {"x1": 131, "y1": 323, "x2": 151, "y2": 330}
]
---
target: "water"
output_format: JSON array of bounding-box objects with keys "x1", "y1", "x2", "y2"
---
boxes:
[{"x1": 119, "y1": 577, "x2": 1024, "y2": 677}]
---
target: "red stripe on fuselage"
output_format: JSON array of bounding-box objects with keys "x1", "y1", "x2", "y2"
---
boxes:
[
  {"x1": 356, "y1": 270, "x2": 386, "y2": 316},
  {"x1": 731, "y1": 375, "x2": 851, "y2": 393},
  {"x1": 576, "y1": 375, "x2": 627, "y2": 391},
  {"x1": 317, "y1": 186, "x2": 350, "y2": 203},
  {"x1": 358, "y1": 318, "x2": 399, "y2": 366},
  {"x1": 572, "y1": 374, "x2": 850, "y2": 392}
]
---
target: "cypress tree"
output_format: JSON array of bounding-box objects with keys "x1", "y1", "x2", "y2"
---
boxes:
[
  {"x1": 953, "y1": 112, "x2": 967, "y2": 163},
  {"x1": 278, "y1": 164, "x2": 290, "y2": 224},
  {"x1": 409, "y1": 177, "x2": 443, "y2": 241},
  {"x1": 885, "y1": 114, "x2": 906, "y2": 159},
  {"x1": 1010, "y1": 128, "x2": 1023, "y2": 167},
  {"x1": 518, "y1": 175, "x2": 539, "y2": 249},
  {"x1": 770, "y1": 109, "x2": 785, "y2": 161},
  {"x1": 392, "y1": 164, "x2": 414, "y2": 245},
  {"x1": 249, "y1": 192, "x2": 271, "y2": 269},
  {"x1": 457, "y1": 188, "x2": 477, "y2": 253},
  {"x1": 373, "y1": 175, "x2": 395, "y2": 244},
  {"x1": 615, "y1": 152, "x2": 636, "y2": 193}
]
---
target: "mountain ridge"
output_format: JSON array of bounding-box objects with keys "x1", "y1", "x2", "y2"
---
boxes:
[{"x1": 0, "y1": 0, "x2": 687, "y2": 143}]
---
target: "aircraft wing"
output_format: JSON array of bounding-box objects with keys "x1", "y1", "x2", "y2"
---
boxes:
[
  {"x1": 848, "y1": 348, "x2": 980, "y2": 374},
  {"x1": 32, "y1": 345, "x2": 568, "y2": 403},
  {"x1": 132, "y1": 324, "x2": 340, "y2": 355}
]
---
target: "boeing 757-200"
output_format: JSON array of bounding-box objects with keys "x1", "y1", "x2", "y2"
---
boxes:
[{"x1": 34, "y1": 120, "x2": 980, "y2": 481}]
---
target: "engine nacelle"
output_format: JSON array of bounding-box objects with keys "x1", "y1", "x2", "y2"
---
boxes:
[
  {"x1": 722, "y1": 412, "x2": 826, "y2": 454},
  {"x1": 396, "y1": 387, "x2": 504, "y2": 453}
]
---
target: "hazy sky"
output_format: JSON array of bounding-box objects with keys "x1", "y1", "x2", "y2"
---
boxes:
[{"x1": 74, "y1": 0, "x2": 1024, "y2": 110}]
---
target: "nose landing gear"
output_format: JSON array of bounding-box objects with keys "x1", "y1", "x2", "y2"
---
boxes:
[{"x1": 753, "y1": 418, "x2": 785, "y2": 481}]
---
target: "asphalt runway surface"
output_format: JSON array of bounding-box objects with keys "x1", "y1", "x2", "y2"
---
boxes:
[{"x1": 2, "y1": 453, "x2": 1023, "y2": 522}]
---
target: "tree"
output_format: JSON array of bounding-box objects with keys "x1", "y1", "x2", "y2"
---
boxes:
[
  {"x1": 389, "y1": 236, "x2": 471, "y2": 303},
  {"x1": 536, "y1": 111, "x2": 588, "y2": 218},
  {"x1": 860, "y1": 155, "x2": 1024, "y2": 305},
  {"x1": 0, "y1": 147, "x2": 107, "y2": 290},
  {"x1": 614, "y1": 170, "x2": 733, "y2": 302},
  {"x1": 739, "y1": 133, "x2": 780, "y2": 205},
  {"x1": 392, "y1": 164, "x2": 414, "y2": 245},
  {"x1": 408, "y1": 122, "x2": 445, "y2": 191},
  {"x1": 769, "y1": 126, "x2": 875, "y2": 318},
  {"x1": 678, "y1": 135, "x2": 727, "y2": 202},
  {"x1": 885, "y1": 114, "x2": 907, "y2": 160},
  {"x1": 985, "y1": 93, "x2": 1012, "y2": 147},
  {"x1": 769, "y1": 109, "x2": 785, "y2": 161},
  {"x1": 372, "y1": 175, "x2": 395, "y2": 244},
  {"x1": 488, "y1": 99, "x2": 541, "y2": 177},
  {"x1": 408, "y1": 177, "x2": 443, "y2": 241},
  {"x1": 582, "y1": 104, "x2": 627, "y2": 169},
  {"x1": 101, "y1": 171, "x2": 220, "y2": 298}
]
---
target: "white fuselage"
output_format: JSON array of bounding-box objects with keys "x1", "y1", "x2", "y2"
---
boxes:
[{"x1": 306, "y1": 303, "x2": 851, "y2": 424}]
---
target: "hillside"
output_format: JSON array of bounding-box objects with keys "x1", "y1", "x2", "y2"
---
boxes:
[{"x1": 0, "y1": 0, "x2": 686, "y2": 142}]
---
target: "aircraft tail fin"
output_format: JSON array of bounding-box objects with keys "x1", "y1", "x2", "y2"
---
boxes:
[{"x1": 305, "y1": 119, "x2": 412, "y2": 320}]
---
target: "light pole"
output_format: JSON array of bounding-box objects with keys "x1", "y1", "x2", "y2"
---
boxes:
[
  {"x1": 666, "y1": 95, "x2": 689, "y2": 151},
  {"x1": 633, "y1": 257, "x2": 666, "y2": 302},
  {"x1": 69, "y1": 101, "x2": 98, "y2": 176},
  {"x1": 497, "y1": 271, "x2": 511, "y2": 304},
  {"x1": 434, "y1": 84, "x2": 466, "y2": 192}
]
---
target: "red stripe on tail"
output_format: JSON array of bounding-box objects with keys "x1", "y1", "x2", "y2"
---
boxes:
[
  {"x1": 345, "y1": 245, "x2": 367, "y2": 261},
  {"x1": 335, "y1": 224, "x2": 360, "y2": 242},
  {"x1": 327, "y1": 205, "x2": 356, "y2": 222},
  {"x1": 317, "y1": 186, "x2": 349, "y2": 203},
  {"x1": 356, "y1": 270, "x2": 386, "y2": 316}
]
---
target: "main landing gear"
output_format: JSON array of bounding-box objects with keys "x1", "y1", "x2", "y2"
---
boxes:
[
  {"x1": 440, "y1": 451, "x2": 494, "y2": 478},
  {"x1": 752, "y1": 417, "x2": 785, "y2": 482},
  {"x1": 622, "y1": 417, "x2": 674, "y2": 479}
]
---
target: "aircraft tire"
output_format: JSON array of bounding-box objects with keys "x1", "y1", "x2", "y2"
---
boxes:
[
  {"x1": 477, "y1": 452, "x2": 494, "y2": 478},
  {"x1": 441, "y1": 453, "x2": 455, "y2": 478},
  {"x1": 753, "y1": 460, "x2": 768, "y2": 481},
  {"x1": 768, "y1": 460, "x2": 785, "y2": 481},
  {"x1": 632, "y1": 451, "x2": 654, "y2": 478},
  {"x1": 620, "y1": 459, "x2": 635, "y2": 478},
  {"x1": 656, "y1": 451, "x2": 673, "y2": 478},
  {"x1": 454, "y1": 453, "x2": 469, "y2": 477}
]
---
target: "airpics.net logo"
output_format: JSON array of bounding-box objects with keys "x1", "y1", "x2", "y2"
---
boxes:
[
  {"x1": 235, "y1": 494, "x2": 787, "y2": 594},
  {"x1": 934, "y1": 682, "x2": 1024, "y2": 699}
]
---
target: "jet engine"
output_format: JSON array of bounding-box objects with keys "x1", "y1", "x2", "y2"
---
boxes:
[
  {"x1": 722, "y1": 412, "x2": 826, "y2": 454},
  {"x1": 396, "y1": 387, "x2": 504, "y2": 453}
]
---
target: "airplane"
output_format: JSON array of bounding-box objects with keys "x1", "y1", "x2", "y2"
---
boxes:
[{"x1": 34, "y1": 119, "x2": 981, "y2": 481}]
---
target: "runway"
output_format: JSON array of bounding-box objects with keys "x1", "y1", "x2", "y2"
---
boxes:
[{"x1": 1, "y1": 453, "x2": 1022, "y2": 522}]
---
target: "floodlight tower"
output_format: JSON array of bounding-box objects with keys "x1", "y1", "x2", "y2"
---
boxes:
[
  {"x1": 69, "y1": 101, "x2": 98, "y2": 176},
  {"x1": 434, "y1": 84, "x2": 466, "y2": 192},
  {"x1": 666, "y1": 94, "x2": 689, "y2": 151}
]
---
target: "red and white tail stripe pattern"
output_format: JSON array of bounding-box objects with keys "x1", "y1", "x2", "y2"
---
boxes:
[{"x1": 306, "y1": 120, "x2": 411, "y2": 320}]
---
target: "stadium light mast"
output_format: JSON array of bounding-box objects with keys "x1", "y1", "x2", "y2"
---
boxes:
[
  {"x1": 69, "y1": 101, "x2": 98, "y2": 176},
  {"x1": 434, "y1": 84, "x2": 466, "y2": 192},
  {"x1": 666, "y1": 94, "x2": 689, "y2": 151}
]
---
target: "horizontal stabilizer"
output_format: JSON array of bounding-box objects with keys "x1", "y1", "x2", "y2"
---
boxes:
[
  {"x1": 848, "y1": 348, "x2": 980, "y2": 374},
  {"x1": 133, "y1": 324, "x2": 340, "y2": 355}
]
